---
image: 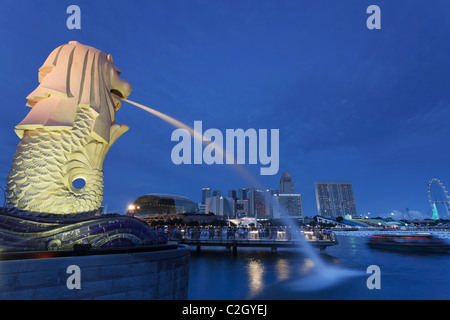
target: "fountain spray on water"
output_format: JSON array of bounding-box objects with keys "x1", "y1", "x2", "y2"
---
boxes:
[
  {"x1": 280, "y1": 217, "x2": 364, "y2": 292},
  {"x1": 122, "y1": 97, "x2": 364, "y2": 292}
]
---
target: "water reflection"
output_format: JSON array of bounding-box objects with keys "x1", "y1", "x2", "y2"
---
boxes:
[
  {"x1": 190, "y1": 248, "x2": 352, "y2": 299},
  {"x1": 275, "y1": 258, "x2": 290, "y2": 281},
  {"x1": 246, "y1": 259, "x2": 265, "y2": 296},
  {"x1": 189, "y1": 237, "x2": 450, "y2": 300},
  {"x1": 299, "y1": 258, "x2": 315, "y2": 275},
  {"x1": 245, "y1": 250, "x2": 334, "y2": 297}
]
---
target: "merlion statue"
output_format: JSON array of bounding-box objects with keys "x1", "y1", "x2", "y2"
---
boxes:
[
  {"x1": 0, "y1": 41, "x2": 166, "y2": 251},
  {"x1": 6, "y1": 41, "x2": 132, "y2": 216}
]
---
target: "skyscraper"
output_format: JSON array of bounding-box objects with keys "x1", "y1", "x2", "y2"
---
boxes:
[
  {"x1": 273, "y1": 194, "x2": 304, "y2": 219},
  {"x1": 275, "y1": 172, "x2": 303, "y2": 220},
  {"x1": 235, "y1": 199, "x2": 249, "y2": 217},
  {"x1": 314, "y1": 181, "x2": 357, "y2": 218},
  {"x1": 279, "y1": 172, "x2": 294, "y2": 194},
  {"x1": 228, "y1": 190, "x2": 237, "y2": 199},
  {"x1": 238, "y1": 188, "x2": 248, "y2": 200},
  {"x1": 248, "y1": 188, "x2": 272, "y2": 217},
  {"x1": 205, "y1": 195, "x2": 234, "y2": 217},
  {"x1": 201, "y1": 188, "x2": 211, "y2": 205}
]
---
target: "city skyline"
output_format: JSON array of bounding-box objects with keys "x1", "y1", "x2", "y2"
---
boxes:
[
  {"x1": 0, "y1": 1, "x2": 449, "y2": 220},
  {"x1": 194, "y1": 174, "x2": 446, "y2": 219},
  {"x1": 201, "y1": 172, "x2": 304, "y2": 218}
]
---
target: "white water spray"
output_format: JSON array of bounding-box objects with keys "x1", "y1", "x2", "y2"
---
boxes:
[{"x1": 281, "y1": 218, "x2": 364, "y2": 292}]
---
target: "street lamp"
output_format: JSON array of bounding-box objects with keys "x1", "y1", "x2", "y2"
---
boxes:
[{"x1": 127, "y1": 204, "x2": 136, "y2": 216}]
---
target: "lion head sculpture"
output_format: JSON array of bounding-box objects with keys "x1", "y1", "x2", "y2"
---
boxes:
[{"x1": 15, "y1": 40, "x2": 132, "y2": 145}]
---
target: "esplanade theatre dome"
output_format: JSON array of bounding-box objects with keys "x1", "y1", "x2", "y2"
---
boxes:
[{"x1": 130, "y1": 193, "x2": 198, "y2": 216}]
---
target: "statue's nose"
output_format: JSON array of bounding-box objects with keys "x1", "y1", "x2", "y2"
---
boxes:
[
  {"x1": 110, "y1": 80, "x2": 132, "y2": 100},
  {"x1": 120, "y1": 80, "x2": 133, "y2": 99}
]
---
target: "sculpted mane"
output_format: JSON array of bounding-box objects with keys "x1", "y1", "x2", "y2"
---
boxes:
[{"x1": 16, "y1": 40, "x2": 131, "y2": 145}]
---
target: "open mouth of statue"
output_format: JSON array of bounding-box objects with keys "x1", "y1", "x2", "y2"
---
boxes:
[
  {"x1": 110, "y1": 89, "x2": 125, "y2": 111},
  {"x1": 110, "y1": 89, "x2": 124, "y2": 99}
]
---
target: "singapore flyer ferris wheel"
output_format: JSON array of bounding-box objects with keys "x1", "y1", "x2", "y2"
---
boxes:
[{"x1": 427, "y1": 178, "x2": 450, "y2": 220}]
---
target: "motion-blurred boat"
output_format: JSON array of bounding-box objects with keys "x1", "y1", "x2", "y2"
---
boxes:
[{"x1": 367, "y1": 233, "x2": 450, "y2": 253}]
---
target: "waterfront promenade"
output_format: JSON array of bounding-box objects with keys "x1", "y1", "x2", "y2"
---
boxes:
[{"x1": 168, "y1": 227, "x2": 338, "y2": 252}]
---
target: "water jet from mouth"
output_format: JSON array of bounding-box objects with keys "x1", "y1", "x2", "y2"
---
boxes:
[{"x1": 122, "y1": 98, "x2": 264, "y2": 188}]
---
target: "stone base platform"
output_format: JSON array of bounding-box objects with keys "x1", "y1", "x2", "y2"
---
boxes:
[{"x1": 0, "y1": 244, "x2": 190, "y2": 299}]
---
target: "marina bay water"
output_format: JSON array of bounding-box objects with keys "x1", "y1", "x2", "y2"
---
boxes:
[{"x1": 187, "y1": 231, "x2": 450, "y2": 300}]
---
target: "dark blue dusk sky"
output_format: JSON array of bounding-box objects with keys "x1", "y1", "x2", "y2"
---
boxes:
[{"x1": 1, "y1": 0, "x2": 450, "y2": 218}]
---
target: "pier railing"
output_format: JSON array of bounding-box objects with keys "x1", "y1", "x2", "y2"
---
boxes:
[{"x1": 167, "y1": 227, "x2": 338, "y2": 251}]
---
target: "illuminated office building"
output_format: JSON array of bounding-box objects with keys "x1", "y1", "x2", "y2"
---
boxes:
[
  {"x1": 273, "y1": 194, "x2": 304, "y2": 219},
  {"x1": 315, "y1": 181, "x2": 357, "y2": 218}
]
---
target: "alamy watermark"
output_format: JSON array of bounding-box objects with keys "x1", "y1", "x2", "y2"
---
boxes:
[
  {"x1": 66, "y1": 265, "x2": 81, "y2": 290},
  {"x1": 170, "y1": 121, "x2": 279, "y2": 176},
  {"x1": 366, "y1": 265, "x2": 381, "y2": 290},
  {"x1": 66, "y1": 4, "x2": 380, "y2": 38},
  {"x1": 367, "y1": 5, "x2": 381, "y2": 30},
  {"x1": 66, "y1": 5, "x2": 81, "y2": 30}
]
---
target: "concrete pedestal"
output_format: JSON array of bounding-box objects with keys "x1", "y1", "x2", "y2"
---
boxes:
[{"x1": 0, "y1": 244, "x2": 190, "y2": 300}]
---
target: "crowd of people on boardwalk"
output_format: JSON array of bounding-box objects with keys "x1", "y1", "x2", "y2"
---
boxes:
[{"x1": 165, "y1": 225, "x2": 334, "y2": 242}]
